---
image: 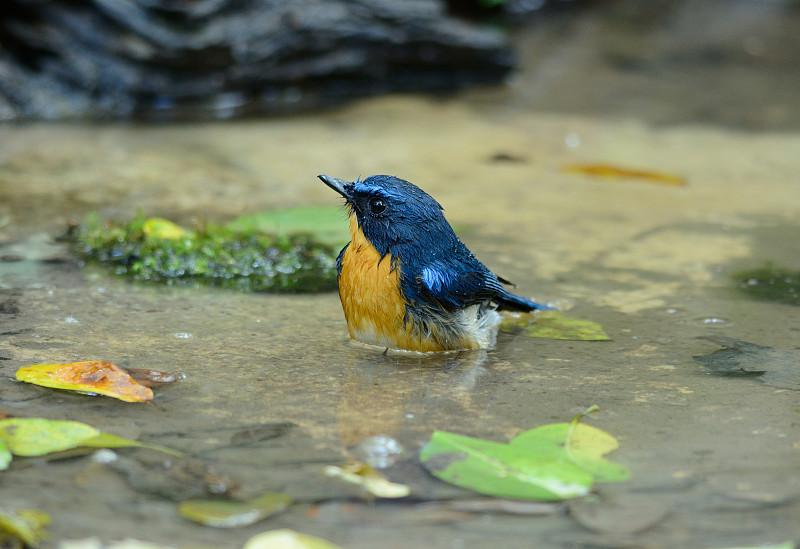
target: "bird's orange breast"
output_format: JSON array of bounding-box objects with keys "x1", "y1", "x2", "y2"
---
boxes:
[{"x1": 338, "y1": 216, "x2": 452, "y2": 352}]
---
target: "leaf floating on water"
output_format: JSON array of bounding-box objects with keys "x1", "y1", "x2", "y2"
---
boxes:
[
  {"x1": 503, "y1": 311, "x2": 610, "y2": 341},
  {"x1": 562, "y1": 163, "x2": 686, "y2": 186},
  {"x1": 243, "y1": 529, "x2": 347, "y2": 549},
  {"x1": 420, "y1": 430, "x2": 594, "y2": 500},
  {"x1": 513, "y1": 409, "x2": 631, "y2": 483},
  {"x1": 323, "y1": 461, "x2": 411, "y2": 498},
  {"x1": 16, "y1": 361, "x2": 154, "y2": 402},
  {"x1": 142, "y1": 217, "x2": 191, "y2": 240},
  {"x1": 226, "y1": 205, "x2": 349, "y2": 248},
  {"x1": 0, "y1": 507, "x2": 51, "y2": 548},
  {"x1": 420, "y1": 407, "x2": 628, "y2": 501},
  {"x1": 178, "y1": 492, "x2": 292, "y2": 528},
  {"x1": 0, "y1": 418, "x2": 182, "y2": 460}
]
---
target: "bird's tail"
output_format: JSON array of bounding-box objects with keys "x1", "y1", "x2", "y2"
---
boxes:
[{"x1": 495, "y1": 290, "x2": 554, "y2": 312}]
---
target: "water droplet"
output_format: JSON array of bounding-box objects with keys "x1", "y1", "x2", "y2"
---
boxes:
[
  {"x1": 565, "y1": 132, "x2": 581, "y2": 149},
  {"x1": 351, "y1": 435, "x2": 404, "y2": 469},
  {"x1": 91, "y1": 449, "x2": 118, "y2": 464},
  {"x1": 694, "y1": 316, "x2": 733, "y2": 327}
]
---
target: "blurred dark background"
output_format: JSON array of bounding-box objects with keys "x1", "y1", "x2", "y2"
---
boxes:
[{"x1": 1, "y1": 0, "x2": 798, "y2": 129}]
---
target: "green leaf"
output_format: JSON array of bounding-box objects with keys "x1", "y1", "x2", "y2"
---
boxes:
[
  {"x1": 420, "y1": 431, "x2": 593, "y2": 501},
  {"x1": 0, "y1": 418, "x2": 99, "y2": 456},
  {"x1": 83, "y1": 432, "x2": 184, "y2": 458},
  {"x1": 0, "y1": 437, "x2": 10, "y2": 470},
  {"x1": 178, "y1": 492, "x2": 292, "y2": 528},
  {"x1": 142, "y1": 217, "x2": 192, "y2": 240},
  {"x1": 0, "y1": 507, "x2": 51, "y2": 548},
  {"x1": 513, "y1": 423, "x2": 630, "y2": 483},
  {"x1": 226, "y1": 205, "x2": 349, "y2": 247},
  {"x1": 504, "y1": 311, "x2": 610, "y2": 341},
  {"x1": 420, "y1": 408, "x2": 629, "y2": 501},
  {"x1": 0, "y1": 418, "x2": 182, "y2": 459},
  {"x1": 243, "y1": 529, "x2": 346, "y2": 549}
]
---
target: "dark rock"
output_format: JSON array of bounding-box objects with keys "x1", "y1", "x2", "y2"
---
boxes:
[
  {"x1": 0, "y1": 0, "x2": 515, "y2": 120},
  {"x1": 693, "y1": 336, "x2": 800, "y2": 391}
]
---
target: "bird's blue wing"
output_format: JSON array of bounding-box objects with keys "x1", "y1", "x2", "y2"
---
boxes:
[
  {"x1": 415, "y1": 260, "x2": 502, "y2": 310},
  {"x1": 410, "y1": 257, "x2": 552, "y2": 312}
]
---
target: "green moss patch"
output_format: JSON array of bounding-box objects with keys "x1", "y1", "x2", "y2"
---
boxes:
[
  {"x1": 70, "y1": 214, "x2": 338, "y2": 293},
  {"x1": 732, "y1": 264, "x2": 800, "y2": 306}
]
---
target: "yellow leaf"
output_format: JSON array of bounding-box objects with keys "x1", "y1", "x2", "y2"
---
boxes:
[
  {"x1": 324, "y1": 461, "x2": 410, "y2": 498},
  {"x1": 0, "y1": 507, "x2": 51, "y2": 547},
  {"x1": 16, "y1": 362, "x2": 153, "y2": 403},
  {"x1": 244, "y1": 529, "x2": 346, "y2": 549},
  {"x1": 562, "y1": 164, "x2": 685, "y2": 186},
  {"x1": 142, "y1": 217, "x2": 190, "y2": 240},
  {"x1": 178, "y1": 492, "x2": 291, "y2": 528}
]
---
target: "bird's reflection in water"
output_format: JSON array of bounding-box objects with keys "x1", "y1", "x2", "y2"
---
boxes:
[{"x1": 335, "y1": 345, "x2": 498, "y2": 454}]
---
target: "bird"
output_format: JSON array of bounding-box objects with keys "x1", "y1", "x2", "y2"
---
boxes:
[{"x1": 319, "y1": 174, "x2": 552, "y2": 352}]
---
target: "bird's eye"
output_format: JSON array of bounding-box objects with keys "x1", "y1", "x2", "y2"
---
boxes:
[{"x1": 368, "y1": 197, "x2": 387, "y2": 215}]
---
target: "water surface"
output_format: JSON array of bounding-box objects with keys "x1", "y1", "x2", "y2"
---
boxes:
[{"x1": 1, "y1": 6, "x2": 799, "y2": 549}]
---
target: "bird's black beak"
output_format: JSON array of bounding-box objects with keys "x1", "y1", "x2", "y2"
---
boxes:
[{"x1": 318, "y1": 174, "x2": 352, "y2": 200}]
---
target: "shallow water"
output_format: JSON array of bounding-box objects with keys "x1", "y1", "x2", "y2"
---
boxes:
[{"x1": 2, "y1": 5, "x2": 800, "y2": 549}]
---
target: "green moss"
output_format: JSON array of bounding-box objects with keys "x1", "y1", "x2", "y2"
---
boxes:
[
  {"x1": 732, "y1": 264, "x2": 800, "y2": 306},
  {"x1": 71, "y1": 213, "x2": 339, "y2": 293}
]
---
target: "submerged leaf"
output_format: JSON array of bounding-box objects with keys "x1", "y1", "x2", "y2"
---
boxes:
[
  {"x1": 178, "y1": 492, "x2": 291, "y2": 528},
  {"x1": 568, "y1": 495, "x2": 669, "y2": 535},
  {"x1": 323, "y1": 461, "x2": 411, "y2": 498},
  {"x1": 16, "y1": 361, "x2": 154, "y2": 402},
  {"x1": 243, "y1": 529, "x2": 346, "y2": 549},
  {"x1": 503, "y1": 311, "x2": 610, "y2": 341},
  {"x1": 0, "y1": 507, "x2": 51, "y2": 548},
  {"x1": 562, "y1": 164, "x2": 685, "y2": 186},
  {"x1": 693, "y1": 336, "x2": 800, "y2": 390}
]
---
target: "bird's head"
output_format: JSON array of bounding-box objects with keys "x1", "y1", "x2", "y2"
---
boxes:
[{"x1": 319, "y1": 174, "x2": 448, "y2": 255}]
